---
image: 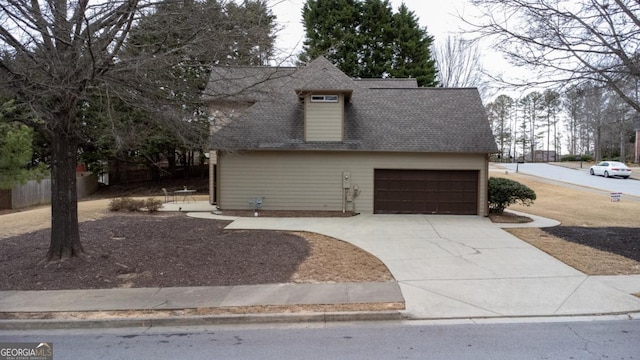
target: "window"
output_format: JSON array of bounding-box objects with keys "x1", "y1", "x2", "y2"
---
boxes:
[{"x1": 310, "y1": 95, "x2": 339, "y2": 103}]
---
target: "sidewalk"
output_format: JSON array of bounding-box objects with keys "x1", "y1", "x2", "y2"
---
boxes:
[
  {"x1": 2, "y1": 203, "x2": 640, "y2": 329},
  {"x1": 0, "y1": 282, "x2": 403, "y2": 330}
]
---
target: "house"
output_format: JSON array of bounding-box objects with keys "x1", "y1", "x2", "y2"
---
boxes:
[
  {"x1": 205, "y1": 57, "x2": 498, "y2": 216},
  {"x1": 525, "y1": 150, "x2": 559, "y2": 162}
]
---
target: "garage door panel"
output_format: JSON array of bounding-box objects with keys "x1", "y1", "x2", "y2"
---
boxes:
[{"x1": 374, "y1": 170, "x2": 478, "y2": 215}]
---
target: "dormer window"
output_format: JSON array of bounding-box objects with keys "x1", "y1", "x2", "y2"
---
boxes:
[{"x1": 310, "y1": 95, "x2": 339, "y2": 103}]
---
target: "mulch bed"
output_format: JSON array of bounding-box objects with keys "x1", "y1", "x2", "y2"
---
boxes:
[
  {"x1": 0, "y1": 213, "x2": 312, "y2": 291},
  {"x1": 543, "y1": 227, "x2": 640, "y2": 263}
]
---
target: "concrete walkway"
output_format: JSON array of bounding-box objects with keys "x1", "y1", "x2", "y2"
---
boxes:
[{"x1": 2, "y1": 202, "x2": 640, "y2": 329}]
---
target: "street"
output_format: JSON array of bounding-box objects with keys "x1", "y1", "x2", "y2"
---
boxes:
[
  {"x1": 2, "y1": 319, "x2": 639, "y2": 359},
  {"x1": 497, "y1": 163, "x2": 640, "y2": 197}
]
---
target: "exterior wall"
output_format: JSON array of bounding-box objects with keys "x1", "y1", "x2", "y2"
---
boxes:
[
  {"x1": 304, "y1": 94, "x2": 344, "y2": 141},
  {"x1": 218, "y1": 151, "x2": 489, "y2": 216}
]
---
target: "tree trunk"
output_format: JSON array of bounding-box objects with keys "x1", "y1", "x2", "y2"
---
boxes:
[
  {"x1": 46, "y1": 129, "x2": 84, "y2": 261},
  {"x1": 620, "y1": 126, "x2": 626, "y2": 162}
]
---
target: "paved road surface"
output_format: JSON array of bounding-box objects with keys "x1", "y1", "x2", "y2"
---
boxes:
[
  {"x1": 498, "y1": 163, "x2": 640, "y2": 197},
  {"x1": 2, "y1": 320, "x2": 639, "y2": 359}
]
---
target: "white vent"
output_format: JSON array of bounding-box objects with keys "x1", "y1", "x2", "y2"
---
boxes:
[{"x1": 310, "y1": 95, "x2": 339, "y2": 103}]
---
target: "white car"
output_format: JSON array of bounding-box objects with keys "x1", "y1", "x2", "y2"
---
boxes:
[{"x1": 589, "y1": 161, "x2": 632, "y2": 179}]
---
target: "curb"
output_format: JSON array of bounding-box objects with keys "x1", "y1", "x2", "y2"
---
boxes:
[{"x1": 0, "y1": 311, "x2": 404, "y2": 330}]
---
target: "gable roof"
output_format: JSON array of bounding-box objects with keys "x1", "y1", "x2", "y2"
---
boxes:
[
  {"x1": 207, "y1": 57, "x2": 497, "y2": 154},
  {"x1": 294, "y1": 56, "x2": 355, "y2": 95}
]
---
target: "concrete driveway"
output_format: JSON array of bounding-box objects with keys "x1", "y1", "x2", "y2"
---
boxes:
[{"x1": 223, "y1": 214, "x2": 640, "y2": 319}]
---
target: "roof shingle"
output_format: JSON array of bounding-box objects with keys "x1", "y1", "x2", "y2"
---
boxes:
[{"x1": 207, "y1": 57, "x2": 498, "y2": 154}]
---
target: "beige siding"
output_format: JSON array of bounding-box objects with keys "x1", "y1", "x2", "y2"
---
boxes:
[
  {"x1": 218, "y1": 151, "x2": 489, "y2": 216},
  {"x1": 305, "y1": 95, "x2": 343, "y2": 141}
]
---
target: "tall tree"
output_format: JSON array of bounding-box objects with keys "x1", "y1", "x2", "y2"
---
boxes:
[
  {"x1": 519, "y1": 91, "x2": 544, "y2": 161},
  {"x1": 486, "y1": 95, "x2": 514, "y2": 161},
  {"x1": 0, "y1": 0, "x2": 278, "y2": 262},
  {"x1": 563, "y1": 86, "x2": 583, "y2": 156},
  {"x1": 433, "y1": 36, "x2": 485, "y2": 91},
  {"x1": 299, "y1": 0, "x2": 437, "y2": 86},
  {"x1": 358, "y1": 0, "x2": 394, "y2": 78},
  {"x1": 541, "y1": 90, "x2": 561, "y2": 161},
  {"x1": 299, "y1": 0, "x2": 361, "y2": 76},
  {"x1": 468, "y1": 0, "x2": 640, "y2": 113},
  {"x1": 389, "y1": 3, "x2": 437, "y2": 86}
]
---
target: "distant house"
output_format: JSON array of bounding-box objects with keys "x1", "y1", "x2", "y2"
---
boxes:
[
  {"x1": 525, "y1": 150, "x2": 559, "y2": 162},
  {"x1": 205, "y1": 57, "x2": 497, "y2": 216}
]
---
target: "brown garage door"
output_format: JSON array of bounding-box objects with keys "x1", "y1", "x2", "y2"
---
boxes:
[{"x1": 374, "y1": 169, "x2": 478, "y2": 215}]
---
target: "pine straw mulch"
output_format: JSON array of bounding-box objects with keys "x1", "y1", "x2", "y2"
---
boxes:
[{"x1": 0, "y1": 212, "x2": 393, "y2": 291}]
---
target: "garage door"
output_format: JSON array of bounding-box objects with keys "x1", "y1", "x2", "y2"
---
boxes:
[{"x1": 374, "y1": 169, "x2": 478, "y2": 215}]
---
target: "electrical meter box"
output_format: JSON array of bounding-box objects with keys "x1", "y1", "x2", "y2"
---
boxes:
[{"x1": 342, "y1": 171, "x2": 351, "y2": 189}]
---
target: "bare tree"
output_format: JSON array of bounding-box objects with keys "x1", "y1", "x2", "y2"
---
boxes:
[
  {"x1": 486, "y1": 94, "x2": 514, "y2": 161},
  {"x1": 519, "y1": 91, "x2": 544, "y2": 161},
  {"x1": 468, "y1": 0, "x2": 640, "y2": 112},
  {"x1": 433, "y1": 36, "x2": 486, "y2": 91},
  {"x1": 0, "y1": 0, "x2": 277, "y2": 262},
  {"x1": 563, "y1": 86, "x2": 582, "y2": 156},
  {"x1": 541, "y1": 90, "x2": 561, "y2": 161}
]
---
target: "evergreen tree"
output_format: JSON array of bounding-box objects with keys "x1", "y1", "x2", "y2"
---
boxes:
[
  {"x1": 299, "y1": 0, "x2": 361, "y2": 76},
  {"x1": 389, "y1": 4, "x2": 437, "y2": 87},
  {"x1": 0, "y1": 101, "x2": 48, "y2": 189},
  {"x1": 299, "y1": 0, "x2": 437, "y2": 86},
  {"x1": 357, "y1": 0, "x2": 394, "y2": 79}
]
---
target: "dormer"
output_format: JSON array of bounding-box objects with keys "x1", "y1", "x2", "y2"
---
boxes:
[
  {"x1": 295, "y1": 57, "x2": 354, "y2": 142},
  {"x1": 299, "y1": 91, "x2": 352, "y2": 142}
]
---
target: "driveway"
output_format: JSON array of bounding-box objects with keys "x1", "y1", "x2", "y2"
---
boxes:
[{"x1": 225, "y1": 214, "x2": 640, "y2": 319}]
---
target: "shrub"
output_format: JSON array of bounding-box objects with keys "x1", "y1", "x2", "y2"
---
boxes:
[
  {"x1": 488, "y1": 177, "x2": 536, "y2": 214},
  {"x1": 108, "y1": 197, "x2": 145, "y2": 212},
  {"x1": 561, "y1": 154, "x2": 593, "y2": 162},
  {"x1": 144, "y1": 198, "x2": 163, "y2": 213},
  {"x1": 108, "y1": 197, "x2": 126, "y2": 211},
  {"x1": 125, "y1": 199, "x2": 145, "y2": 211}
]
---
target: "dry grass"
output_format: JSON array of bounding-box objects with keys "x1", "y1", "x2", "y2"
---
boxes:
[
  {"x1": 493, "y1": 171, "x2": 640, "y2": 275},
  {"x1": 291, "y1": 232, "x2": 394, "y2": 283},
  {"x1": 0, "y1": 302, "x2": 405, "y2": 320},
  {"x1": 496, "y1": 172, "x2": 639, "y2": 227}
]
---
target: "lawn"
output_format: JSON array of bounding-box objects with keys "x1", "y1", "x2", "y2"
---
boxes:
[{"x1": 492, "y1": 170, "x2": 640, "y2": 275}]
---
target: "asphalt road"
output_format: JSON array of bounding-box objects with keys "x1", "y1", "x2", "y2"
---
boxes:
[
  {"x1": 1, "y1": 319, "x2": 639, "y2": 359},
  {"x1": 498, "y1": 163, "x2": 640, "y2": 197}
]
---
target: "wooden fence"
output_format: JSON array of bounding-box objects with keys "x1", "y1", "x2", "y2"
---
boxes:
[
  {"x1": 107, "y1": 165, "x2": 209, "y2": 185},
  {"x1": 0, "y1": 173, "x2": 99, "y2": 210}
]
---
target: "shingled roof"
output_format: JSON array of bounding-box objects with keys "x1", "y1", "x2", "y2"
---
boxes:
[{"x1": 207, "y1": 57, "x2": 497, "y2": 153}]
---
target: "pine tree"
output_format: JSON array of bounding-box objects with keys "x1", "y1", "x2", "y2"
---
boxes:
[
  {"x1": 389, "y1": 4, "x2": 437, "y2": 86},
  {"x1": 299, "y1": 0, "x2": 437, "y2": 86},
  {"x1": 299, "y1": 0, "x2": 361, "y2": 76},
  {"x1": 357, "y1": 0, "x2": 394, "y2": 79}
]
